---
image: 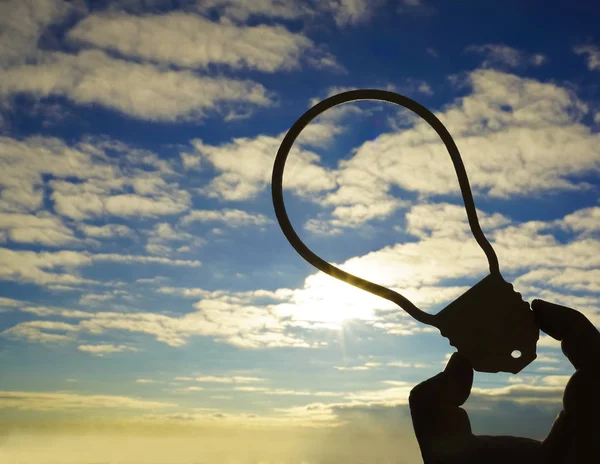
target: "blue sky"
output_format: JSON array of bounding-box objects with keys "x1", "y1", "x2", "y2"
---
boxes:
[{"x1": 0, "y1": 0, "x2": 599, "y2": 463}]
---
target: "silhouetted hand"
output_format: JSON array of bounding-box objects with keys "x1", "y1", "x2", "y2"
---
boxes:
[{"x1": 409, "y1": 299, "x2": 600, "y2": 463}]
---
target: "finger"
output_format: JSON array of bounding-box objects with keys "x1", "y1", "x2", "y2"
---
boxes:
[
  {"x1": 409, "y1": 352, "x2": 474, "y2": 458},
  {"x1": 531, "y1": 299, "x2": 600, "y2": 370},
  {"x1": 541, "y1": 411, "x2": 575, "y2": 463}
]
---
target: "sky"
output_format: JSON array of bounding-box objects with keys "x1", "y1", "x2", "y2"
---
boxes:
[{"x1": 0, "y1": 0, "x2": 599, "y2": 463}]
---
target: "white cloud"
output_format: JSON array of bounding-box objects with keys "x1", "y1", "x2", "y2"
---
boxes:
[
  {"x1": 466, "y1": 44, "x2": 546, "y2": 68},
  {"x1": 324, "y1": 0, "x2": 377, "y2": 26},
  {"x1": 0, "y1": 297, "x2": 24, "y2": 308},
  {"x1": 0, "y1": 136, "x2": 116, "y2": 214},
  {"x1": 0, "y1": 390, "x2": 173, "y2": 411},
  {"x1": 313, "y1": 69, "x2": 598, "y2": 227},
  {"x1": 573, "y1": 44, "x2": 600, "y2": 71},
  {"x1": 194, "y1": 376, "x2": 264, "y2": 384},
  {"x1": 196, "y1": 0, "x2": 308, "y2": 21},
  {"x1": 514, "y1": 268, "x2": 600, "y2": 293},
  {"x1": 190, "y1": 134, "x2": 336, "y2": 200},
  {"x1": 5, "y1": 204, "x2": 598, "y2": 351},
  {"x1": 541, "y1": 375, "x2": 571, "y2": 386},
  {"x1": 68, "y1": 12, "x2": 319, "y2": 73},
  {"x1": 0, "y1": 212, "x2": 78, "y2": 246},
  {"x1": 0, "y1": 248, "x2": 94, "y2": 286},
  {"x1": 0, "y1": 247, "x2": 201, "y2": 287},
  {"x1": 105, "y1": 194, "x2": 190, "y2": 217},
  {"x1": 181, "y1": 209, "x2": 271, "y2": 227},
  {"x1": 145, "y1": 222, "x2": 204, "y2": 255},
  {"x1": 79, "y1": 223, "x2": 134, "y2": 238},
  {"x1": 0, "y1": 135, "x2": 192, "y2": 231},
  {"x1": 405, "y1": 203, "x2": 511, "y2": 239},
  {"x1": 77, "y1": 344, "x2": 139, "y2": 356},
  {"x1": 560, "y1": 207, "x2": 600, "y2": 235},
  {"x1": 3, "y1": 320, "x2": 79, "y2": 343},
  {"x1": 78, "y1": 293, "x2": 115, "y2": 306},
  {"x1": 334, "y1": 365, "x2": 369, "y2": 371},
  {"x1": 136, "y1": 379, "x2": 156, "y2": 384},
  {"x1": 51, "y1": 177, "x2": 191, "y2": 220},
  {"x1": 1, "y1": 50, "x2": 273, "y2": 121},
  {"x1": 93, "y1": 253, "x2": 201, "y2": 267},
  {"x1": 0, "y1": 0, "x2": 72, "y2": 67}
]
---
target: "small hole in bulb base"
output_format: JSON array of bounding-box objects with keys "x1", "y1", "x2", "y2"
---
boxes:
[{"x1": 511, "y1": 350, "x2": 522, "y2": 359}]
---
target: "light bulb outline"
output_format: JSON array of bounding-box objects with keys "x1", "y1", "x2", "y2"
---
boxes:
[{"x1": 272, "y1": 89, "x2": 501, "y2": 328}]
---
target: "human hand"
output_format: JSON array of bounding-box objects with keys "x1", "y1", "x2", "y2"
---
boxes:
[{"x1": 409, "y1": 299, "x2": 600, "y2": 463}]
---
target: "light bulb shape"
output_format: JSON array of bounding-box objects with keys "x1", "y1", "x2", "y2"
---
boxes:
[{"x1": 272, "y1": 89, "x2": 539, "y2": 374}]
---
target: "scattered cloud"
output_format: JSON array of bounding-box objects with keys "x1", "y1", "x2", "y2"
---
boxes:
[
  {"x1": 573, "y1": 44, "x2": 600, "y2": 71},
  {"x1": 1, "y1": 50, "x2": 273, "y2": 122},
  {"x1": 189, "y1": 134, "x2": 336, "y2": 201},
  {"x1": 0, "y1": 390, "x2": 174, "y2": 411},
  {"x1": 194, "y1": 376, "x2": 264, "y2": 384},
  {"x1": 0, "y1": 0, "x2": 73, "y2": 67},
  {"x1": 466, "y1": 44, "x2": 546, "y2": 68},
  {"x1": 79, "y1": 223, "x2": 134, "y2": 238},
  {"x1": 77, "y1": 344, "x2": 139, "y2": 356},
  {"x1": 0, "y1": 247, "x2": 200, "y2": 287},
  {"x1": 68, "y1": 12, "x2": 321, "y2": 73},
  {"x1": 322, "y1": 0, "x2": 379, "y2": 26},
  {"x1": 308, "y1": 69, "x2": 598, "y2": 228},
  {"x1": 181, "y1": 209, "x2": 271, "y2": 227},
  {"x1": 196, "y1": 0, "x2": 309, "y2": 22}
]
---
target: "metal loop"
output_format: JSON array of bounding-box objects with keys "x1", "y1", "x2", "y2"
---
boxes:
[{"x1": 272, "y1": 89, "x2": 500, "y2": 327}]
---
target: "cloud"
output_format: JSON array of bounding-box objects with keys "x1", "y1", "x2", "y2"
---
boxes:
[
  {"x1": 0, "y1": 135, "x2": 193, "y2": 228},
  {"x1": 0, "y1": 212, "x2": 78, "y2": 246},
  {"x1": 0, "y1": 247, "x2": 201, "y2": 287},
  {"x1": 311, "y1": 69, "x2": 598, "y2": 227},
  {"x1": 0, "y1": 0, "x2": 72, "y2": 67},
  {"x1": 190, "y1": 134, "x2": 337, "y2": 200},
  {"x1": 0, "y1": 248, "x2": 94, "y2": 286},
  {"x1": 104, "y1": 193, "x2": 191, "y2": 217},
  {"x1": 194, "y1": 376, "x2": 264, "y2": 384},
  {"x1": 0, "y1": 135, "x2": 116, "y2": 214},
  {"x1": 0, "y1": 390, "x2": 174, "y2": 411},
  {"x1": 334, "y1": 365, "x2": 369, "y2": 371},
  {"x1": 405, "y1": 203, "x2": 511, "y2": 239},
  {"x1": 573, "y1": 44, "x2": 600, "y2": 71},
  {"x1": 136, "y1": 379, "x2": 156, "y2": 384},
  {"x1": 1, "y1": 50, "x2": 273, "y2": 122},
  {"x1": 514, "y1": 268, "x2": 600, "y2": 293},
  {"x1": 181, "y1": 209, "x2": 271, "y2": 227},
  {"x1": 68, "y1": 11, "x2": 324, "y2": 73},
  {"x1": 77, "y1": 344, "x2": 139, "y2": 356},
  {"x1": 196, "y1": 0, "x2": 308, "y2": 21},
  {"x1": 3, "y1": 320, "x2": 79, "y2": 343},
  {"x1": 323, "y1": 0, "x2": 379, "y2": 26},
  {"x1": 144, "y1": 222, "x2": 204, "y2": 255},
  {"x1": 234, "y1": 386, "x2": 342, "y2": 397},
  {"x1": 79, "y1": 223, "x2": 134, "y2": 238},
  {"x1": 51, "y1": 179, "x2": 191, "y2": 221},
  {"x1": 93, "y1": 253, "x2": 201, "y2": 267},
  {"x1": 6, "y1": 291, "x2": 308, "y2": 349},
  {"x1": 0, "y1": 297, "x2": 24, "y2": 309},
  {"x1": 5, "y1": 204, "x2": 598, "y2": 351},
  {"x1": 560, "y1": 206, "x2": 600, "y2": 235},
  {"x1": 466, "y1": 44, "x2": 546, "y2": 68}
]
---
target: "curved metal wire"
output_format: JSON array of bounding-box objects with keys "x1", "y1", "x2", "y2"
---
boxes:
[{"x1": 272, "y1": 89, "x2": 501, "y2": 328}]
